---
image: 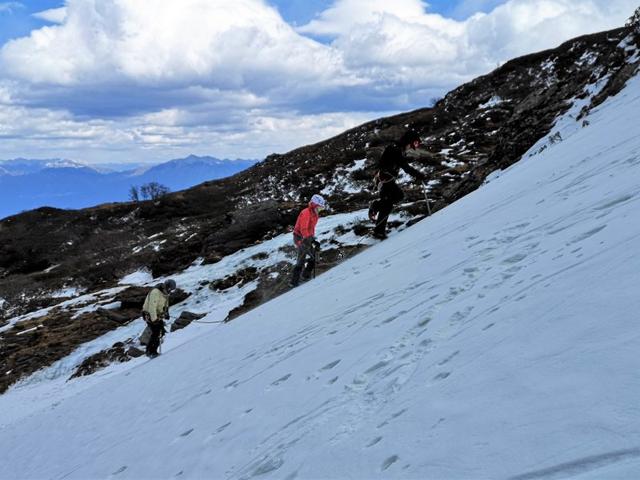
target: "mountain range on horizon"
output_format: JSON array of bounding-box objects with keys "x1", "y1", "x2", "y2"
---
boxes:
[{"x1": 0, "y1": 155, "x2": 257, "y2": 219}]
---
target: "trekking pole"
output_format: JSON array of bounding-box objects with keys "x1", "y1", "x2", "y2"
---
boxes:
[
  {"x1": 313, "y1": 248, "x2": 317, "y2": 279},
  {"x1": 421, "y1": 181, "x2": 432, "y2": 216}
]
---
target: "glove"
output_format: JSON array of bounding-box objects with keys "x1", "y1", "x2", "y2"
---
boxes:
[{"x1": 313, "y1": 240, "x2": 321, "y2": 250}]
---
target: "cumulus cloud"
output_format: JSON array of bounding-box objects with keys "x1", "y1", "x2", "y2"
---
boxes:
[
  {"x1": 297, "y1": 0, "x2": 432, "y2": 36},
  {"x1": 301, "y1": 0, "x2": 637, "y2": 81},
  {"x1": 0, "y1": 0, "x2": 348, "y2": 93}
]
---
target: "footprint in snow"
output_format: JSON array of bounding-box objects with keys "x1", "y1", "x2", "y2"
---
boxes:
[
  {"x1": 502, "y1": 253, "x2": 528, "y2": 264},
  {"x1": 111, "y1": 466, "x2": 127, "y2": 475},
  {"x1": 321, "y1": 360, "x2": 341, "y2": 371},
  {"x1": 271, "y1": 374, "x2": 292, "y2": 386},
  {"x1": 365, "y1": 360, "x2": 390, "y2": 374},
  {"x1": 593, "y1": 195, "x2": 634, "y2": 211},
  {"x1": 366, "y1": 436, "x2": 383, "y2": 447},
  {"x1": 381, "y1": 455, "x2": 399, "y2": 471},
  {"x1": 379, "y1": 314, "x2": 399, "y2": 325},
  {"x1": 568, "y1": 225, "x2": 607, "y2": 244},
  {"x1": 179, "y1": 428, "x2": 194, "y2": 437},
  {"x1": 438, "y1": 351, "x2": 460, "y2": 366},
  {"x1": 250, "y1": 457, "x2": 284, "y2": 477},
  {"x1": 217, "y1": 422, "x2": 231, "y2": 433}
]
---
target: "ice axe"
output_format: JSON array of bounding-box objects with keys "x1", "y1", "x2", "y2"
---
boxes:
[{"x1": 421, "y1": 181, "x2": 432, "y2": 216}]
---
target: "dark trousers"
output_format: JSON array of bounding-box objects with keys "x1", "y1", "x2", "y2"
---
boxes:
[
  {"x1": 290, "y1": 243, "x2": 316, "y2": 286},
  {"x1": 146, "y1": 321, "x2": 165, "y2": 356},
  {"x1": 371, "y1": 181, "x2": 404, "y2": 235}
]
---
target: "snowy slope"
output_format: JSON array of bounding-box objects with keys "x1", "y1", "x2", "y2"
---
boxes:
[{"x1": 1, "y1": 73, "x2": 640, "y2": 479}]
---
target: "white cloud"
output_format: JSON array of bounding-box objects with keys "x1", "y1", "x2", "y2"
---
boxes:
[
  {"x1": 0, "y1": 0, "x2": 637, "y2": 165},
  {"x1": 0, "y1": 79, "x2": 377, "y2": 162},
  {"x1": 0, "y1": 0, "x2": 348, "y2": 93},
  {"x1": 298, "y1": 0, "x2": 638, "y2": 95},
  {"x1": 297, "y1": 0, "x2": 433, "y2": 36},
  {"x1": 32, "y1": 7, "x2": 67, "y2": 24}
]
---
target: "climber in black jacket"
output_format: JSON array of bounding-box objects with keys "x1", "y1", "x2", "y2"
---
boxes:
[{"x1": 368, "y1": 129, "x2": 426, "y2": 239}]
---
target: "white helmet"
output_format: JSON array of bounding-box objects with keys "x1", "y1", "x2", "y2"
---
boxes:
[{"x1": 310, "y1": 194, "x2": 326, "y2": 208}]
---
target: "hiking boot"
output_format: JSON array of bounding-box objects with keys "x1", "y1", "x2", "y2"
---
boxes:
[{"x1": 371, "y1": 230, "x2": 388, "y2": 240}]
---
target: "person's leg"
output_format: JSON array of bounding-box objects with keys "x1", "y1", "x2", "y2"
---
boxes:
[
  {"x1": 146, "y1": 322, "x2": 161, "y2": 356},
  {"x1": 301, "y1": 253, "x2": 315, "y2": 280},
  {"x1": 373, "y1": 182, "x2": 404, "y2": 236},
  {"x1": 290, "y1": 245, "x2": 307, "y2": 286},
  {"x1": 368, "y1": 199, "x2": 381, "y2": 221}
]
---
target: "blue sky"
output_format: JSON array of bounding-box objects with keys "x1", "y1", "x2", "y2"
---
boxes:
[
  {"x1": 0, "y1": 0, "x2": 61, "y2": 44},
  {"x1": 0, "y1": 0, "x2": 636, "y2": 164}
]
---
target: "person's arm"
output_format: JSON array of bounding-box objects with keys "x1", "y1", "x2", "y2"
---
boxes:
[
  {"x1": 155, "y1": 292, "x2": 169, "y2": 321},
  {"x1": 399, "y1": 158, "x2": 426, "y2": 181}
]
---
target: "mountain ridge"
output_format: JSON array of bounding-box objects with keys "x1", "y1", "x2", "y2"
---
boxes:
[{"x1": 0, "y1": 24, "x2": 638, "y2": 395}]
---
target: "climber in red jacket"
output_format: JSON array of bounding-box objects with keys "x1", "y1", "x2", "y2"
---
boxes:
[{"x1": 290, "y1": 194, "x2": 326, "y2": 287}]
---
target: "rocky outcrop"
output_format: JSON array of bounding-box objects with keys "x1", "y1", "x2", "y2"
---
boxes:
[
  {"x1": 210, "y1": 267, "x2": 259, "y2": 291},
  {"x1": 115, "y1": 286, "x2": 190, "y2": 310},
  {"x1": 170, "y1": 311, "x2": 207, "y2": 332},
  {"x1": 70, "y1": 340, "x2": 144, "y2": 379},
  {"x1": 0, "y1": 287, "x2": 190, "y2": 393}
]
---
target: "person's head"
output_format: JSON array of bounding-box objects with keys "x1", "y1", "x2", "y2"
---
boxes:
[
  {"x1": 163, "y1": 278, "x2": 176, "y2": 293},
  {"x1": 399, "y1": 129, "x2": 421, "y2": 150},
  {"x1": 309, "y1": 194, "x2": 327, "y2": 211}
]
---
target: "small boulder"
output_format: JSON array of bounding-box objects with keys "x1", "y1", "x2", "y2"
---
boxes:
[{"x1": 171, "y1": 311, "x2": 207, "y2": 332}]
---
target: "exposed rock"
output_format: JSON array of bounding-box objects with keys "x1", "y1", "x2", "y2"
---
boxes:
[
  {"x1": 127, "y1": 346, "x2": 145, "y2": 358},
  {"x1": 225, "y1": 245, "x2": 364, "y2": 322},
  {"x1": 170, "y1": 311, "x2": 207, "y2": 332},
  {"x1": 69, "y1": 340, "x2": 142, "y2": 379},
  {"x1": 116, "y1": 286, "x2": 190, "y2": 310},
  {"x1": 115, "y1": 286, "x2": 150, "y2": 310},
  {"x1": 210, "y1": 267, "x2": 259, "y2": 291}
]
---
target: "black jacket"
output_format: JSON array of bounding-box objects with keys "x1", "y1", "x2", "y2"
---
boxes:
[{"x1": 378, "y1": 143, "x2": 425, "y2": 182}]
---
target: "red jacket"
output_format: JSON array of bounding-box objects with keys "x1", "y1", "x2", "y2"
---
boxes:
[{"x1": 293, "y1": 204, "x2": 319, "y2": 246}]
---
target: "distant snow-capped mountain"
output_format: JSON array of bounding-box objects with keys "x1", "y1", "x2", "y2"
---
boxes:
[
  {"x1": 0, "y1": 158, "x2": 96, "y2": 175},
  {"x1": 0, "y1": 155, "x2": 257, "y2": 219}
]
